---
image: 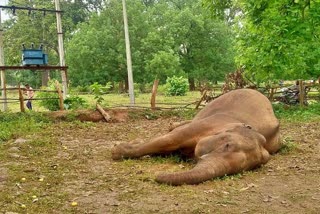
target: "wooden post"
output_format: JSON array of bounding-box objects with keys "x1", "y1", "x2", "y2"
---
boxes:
[
  {"x1": 0, "y1": 69, "x2": 6, "y2": 111},
  {"x1": 18, "y1": 84, "x2": 25, "y2": 112},
  {"x1": 269, "y1": 88, "x2": 275, "y2": 101},
  {"x1": 55, "y1": 81, "x2": 64, "y2": 111},
  {"x1": 150, "y1": 79, "x2": 159, "y2": 110},
  {"x1": 298, "y1": 80, "x2": 304, "y2": 106}
]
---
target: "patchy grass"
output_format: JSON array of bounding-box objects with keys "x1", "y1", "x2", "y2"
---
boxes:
[
  {"x1": 0, "y1": 112, "x2": 52, "y2": 143},
  {"x1": 273, "y1": 102, "x2": 320, "y2": 122},
  {"x1": 279, "y1": 136, "x2": 299, "y2": 154}
]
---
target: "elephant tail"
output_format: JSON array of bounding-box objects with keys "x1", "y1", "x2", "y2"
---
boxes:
[{"x1": 155, "y1": 159, "x2": 227, "y2": 185}]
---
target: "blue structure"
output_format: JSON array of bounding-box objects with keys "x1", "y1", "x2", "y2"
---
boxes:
[{"x1": 22, "y1": 44, "x2": 48, "y2": 66}]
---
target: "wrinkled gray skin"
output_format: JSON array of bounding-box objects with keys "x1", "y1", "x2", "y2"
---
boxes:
[{"x1": 112, "y1": 89, "x2": 280, "y2": 185}]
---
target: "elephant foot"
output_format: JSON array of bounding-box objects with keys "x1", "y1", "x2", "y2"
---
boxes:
[{"x1": 111, "y1": 139, "x2": 145, "y2": 160}]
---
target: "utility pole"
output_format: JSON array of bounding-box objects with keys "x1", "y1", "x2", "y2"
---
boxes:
[
  {"x1": 0, "y1": 9, "x2": 7, "y2": 111},
  {"x1": 122, "y1": 0, "x2": 135, "y2": 105},
  {"x1": 54, "y1": 0, "x2": 67, "y2": 99}
]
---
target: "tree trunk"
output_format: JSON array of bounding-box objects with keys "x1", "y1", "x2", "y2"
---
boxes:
[
  {"x1": 119, "y1": 81, "x2": 125, "y2": 93},
  {"x1": 42, "y1": 71, "x2": 49, "y2": 87},
  {"x1": 150, "y1": 79, "x2": 159, "y2": 110},
  {"x1": 125, "y1": 77, "x2": 129, "y2": 92},
  {"x1": 188, "y1": 77, "x2": 196, "y2": 91}
]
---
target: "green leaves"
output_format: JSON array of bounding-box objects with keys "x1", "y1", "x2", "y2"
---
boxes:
[
  {"x1": 89, "y1": 82, "x2": 112, "y2": 104},
  {"x1": 165, "y1": 76, "x2": 189, "y2": 96},
  {"x1": 204, "y1": 0, "x2": 320, "y2": 81},
  {"x1": 66, "y1": 0, "x2": 235, "y2": 87}
]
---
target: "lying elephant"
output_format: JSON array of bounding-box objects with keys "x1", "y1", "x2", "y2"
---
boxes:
[{"x1": 112, "y1": 89, "x2": 280, "y2": 185}]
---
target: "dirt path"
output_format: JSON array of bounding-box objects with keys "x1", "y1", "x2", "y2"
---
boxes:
[{"x1": 1, "y1": 116, "x2": 319, "y2": 213}]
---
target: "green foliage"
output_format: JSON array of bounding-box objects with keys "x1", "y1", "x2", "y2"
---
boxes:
[
  {"x1": 66, "y1": 0, "x2": 235, "y2": 87},
  {"x1": 0, "y1": 112, "x2": 51, "y2": 143},
  {"x1": 165, "y1": 76, "x2": 189, "y2": 96},
  {"x1": 204, "y1": 0, "x2": 320, "y2": 81},
  {"x1": 70, "y1": 85, "x2": 91, "y2": 93},
  {"x1": 89, "y1": 82, "x2": 112, "y2": 104},
  {"x1": 146, "y1": 50, "x2": 182, "y2": 83},
  {"x1": 273, "y1": 103, "x2": 320, "y2": 122},
  {"x1": 64, "y1": 95, "x2": 88, "y2": 110},
  {"x1": 37, "y1": 82, "x2": 60, "y2": 111}
]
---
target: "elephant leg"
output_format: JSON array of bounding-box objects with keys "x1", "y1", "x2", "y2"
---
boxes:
[
  {"x1": 111, "y1": 133, "x2": 183, "y2": 160},
  {"x1": 169, "y1": 120, "x2": 192, "y2": 132}
]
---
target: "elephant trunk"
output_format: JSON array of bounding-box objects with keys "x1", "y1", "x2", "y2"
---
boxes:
[{"x1": 155, "y1": 159, "x2": 228, "y2": 185}]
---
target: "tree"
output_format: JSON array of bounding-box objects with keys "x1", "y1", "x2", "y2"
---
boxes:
[
  {"x1": 66, "y1": 0, "x2": 149, "y2": 89},
  {"x1": 67, "y1": 0, "x2": 235, "y2": 89},
  {"x1": 146, "y1": 50, "x2": 182, "y2": 83},
  {"x1": 166, "y1": 2, "x2": 235, "y2": 89},
  {"x1": 204, "y1": 0, "x2": 320, "y2": 82}
]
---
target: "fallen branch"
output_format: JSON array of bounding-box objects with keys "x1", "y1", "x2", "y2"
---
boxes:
[{"x1": 96, "y1": 103, "x2": 111, "y2": 122}]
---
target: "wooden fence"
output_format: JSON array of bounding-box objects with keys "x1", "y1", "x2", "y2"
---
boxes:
[
  {"x1": 0, "y1": 81, "x2": 64, "y2": 112},
  {"x1": 197, "y1": 81, "x2": 319, "y2": 109}
]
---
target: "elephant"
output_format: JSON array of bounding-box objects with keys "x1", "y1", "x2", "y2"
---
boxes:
[{"x1": 112, "y1": 89, "x2": 280, "y2": 185}]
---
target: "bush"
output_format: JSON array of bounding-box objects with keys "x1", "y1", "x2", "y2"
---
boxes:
[
  {"x1": 165, "y1": 76, "x2": 189, "y2": 96},
  {"x1": 64, "y1": 95, "x2": 88, "y2": 110},
  {"x1": 37, "y1": 81, "x2": 60, "y2": 111},
  {"x1": 38, "y1": 81, "x2": 88, "y2": 111},
  {"x1": 89, "y1": 82, "x2": 112, "y2": 104}
]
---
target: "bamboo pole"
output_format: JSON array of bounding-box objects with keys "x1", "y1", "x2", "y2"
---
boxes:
[{"x1": 18, "y1": 84, "x2": 25, "y2": 112}]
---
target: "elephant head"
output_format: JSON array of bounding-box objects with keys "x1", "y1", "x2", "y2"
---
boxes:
[{"x1": 155, "y1": 124, "x2": 271, "y2": 185}]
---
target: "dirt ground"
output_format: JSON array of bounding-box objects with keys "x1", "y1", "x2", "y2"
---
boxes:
[{"x1": 1, "y1": 111, "x2": 320, "y2": 214}]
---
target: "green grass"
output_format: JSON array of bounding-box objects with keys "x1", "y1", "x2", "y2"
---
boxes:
[
  {"x1": 5, "y1": 90, "x2": 202, "y2": 112},
  {"x1": 279, "y1": 137, "x2": 299, "y2": 154},
  {"x1": 0, "y1": 112, "x2": 52, "y2": 143},
  {"x1": 273, "y1": 102, "x2": 320, "y2": 122}
]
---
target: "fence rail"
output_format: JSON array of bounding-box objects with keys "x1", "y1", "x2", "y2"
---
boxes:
[
  {"x1": 1, "y1": 81, "x2": 319, "y2": 112},
  {"x1": 1, "y1": 81, "x2": 64, "y2": 112}
]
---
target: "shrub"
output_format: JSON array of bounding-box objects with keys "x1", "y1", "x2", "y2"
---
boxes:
[
  {"x1": 165, "y1": 76, "x2": 189, "y2": 96},
  {"x1": 37, "y1": 81, "x2": 60, "y2": 111},
  {"x1": 64, "y1": 95, "x2": 88, "y2": 110},
  {"x1": 89, "y1": 82, "x2": 112, "y2": 104}
]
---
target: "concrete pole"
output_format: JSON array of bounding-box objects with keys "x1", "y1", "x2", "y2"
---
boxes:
[
  {"x1": 54, "y1": 0, "x2": 67, "y2": 99},
  {"x1": 0, "y1": 10, "x2": 7, "y2": 111},
  {"x1": 122, "y1": 0, "x2": 135, "y2": 105}
]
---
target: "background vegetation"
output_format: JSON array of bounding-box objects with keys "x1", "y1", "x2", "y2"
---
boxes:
[{"x1": 3, "y1": 0, "x2": 235, "y2": 91}]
